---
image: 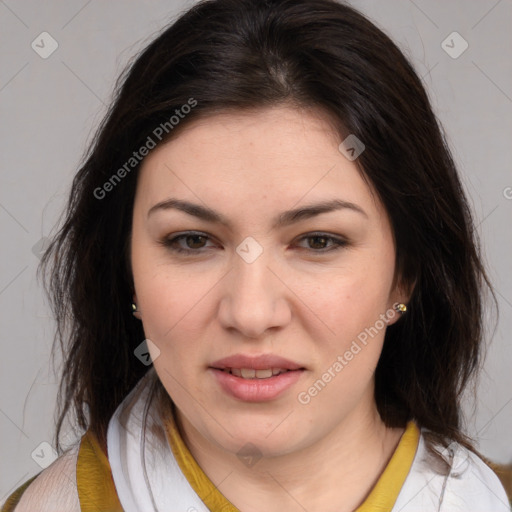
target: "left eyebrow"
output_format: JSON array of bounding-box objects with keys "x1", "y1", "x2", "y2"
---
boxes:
[
  {"x1": 146, "y1": 197, "x2": 368, "y2": 228},
  {"x1": 272, "y1": 199, "x2": 368, "y2": 229}
]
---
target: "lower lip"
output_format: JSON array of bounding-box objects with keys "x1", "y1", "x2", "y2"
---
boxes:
[{"x1": 209, "y1": 368, "x2": 305, "y2": 402}]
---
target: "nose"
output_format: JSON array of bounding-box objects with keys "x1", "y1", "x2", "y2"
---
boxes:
[{"x1": 217, "y1": 251, "x2": 292, "y2": 339}]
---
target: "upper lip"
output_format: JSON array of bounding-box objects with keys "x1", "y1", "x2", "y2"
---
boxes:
[{"x1": 210, "y1": 354, "x2": 304, "y2": 371}]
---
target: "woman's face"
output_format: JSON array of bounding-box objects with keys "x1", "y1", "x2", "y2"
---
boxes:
[{"x1": 131, "y1": 106, "x2": 403, "y2": 457}]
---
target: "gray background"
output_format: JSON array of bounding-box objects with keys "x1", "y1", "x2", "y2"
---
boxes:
[{"x1": 1, "y1": 0, "x2": 511, "y2": 501}]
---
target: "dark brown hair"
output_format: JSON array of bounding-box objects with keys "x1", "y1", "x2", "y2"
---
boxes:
[{"x1": 40, "y1": 0, "x2": 495, "y2": 466}]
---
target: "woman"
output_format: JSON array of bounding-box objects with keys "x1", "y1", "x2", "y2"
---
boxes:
[{"x1": 3, "y1": 0, "x2": 510, "y2": 510}]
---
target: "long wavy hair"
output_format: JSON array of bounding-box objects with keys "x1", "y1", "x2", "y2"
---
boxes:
[{"x1": 39, "y1": 0, "x2": 496, "y2": 468}]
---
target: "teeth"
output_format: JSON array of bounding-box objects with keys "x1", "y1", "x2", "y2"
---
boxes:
[
  {"x1": 222, "y1": 368, "x2": 289, "y2": 379},
  {"x1": 240, "y1": 368, "x2": 256, "y2": 378},
  {"x1": 255, "y1": 369, "x2": 273, "y2": 378}
]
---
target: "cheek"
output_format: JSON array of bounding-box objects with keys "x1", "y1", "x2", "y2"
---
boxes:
[
  {"x1": 131, "y1": 234, "x2": 207, "y2": 333},
  {"x1": 299, "y1": 276, "x2": 392, "y2": 413},
  {"x1": 136, "y1": 274, "x2": 208, "y2": 397},
  {"x1": 303, "y1": 268, "x2": 394, "y2": 337},
  {"x1": 301, "y1": 261, "x2": 395, "y2": 379},
  {"x1": 137, "y1": 271, "x2": 209, "y2": 342},
  {"x1": 131, "y1": 253, "x2": 224, "y2": 376}
]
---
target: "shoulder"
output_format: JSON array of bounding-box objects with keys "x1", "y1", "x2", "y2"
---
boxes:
[
  {"x1": 394, "y1": 430, "x2": 511, "y2": 511},
  {"x1": 4, "y1": 444, "x2": 80, "y2": 512}
]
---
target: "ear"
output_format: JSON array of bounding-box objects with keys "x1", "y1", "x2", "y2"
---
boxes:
[{"x1": 132, "y1": 294, "x2": 142, "y2": 320}]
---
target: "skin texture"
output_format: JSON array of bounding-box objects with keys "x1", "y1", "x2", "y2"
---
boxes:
[
  {"x1": 131, "y1": 106, "x2": 408, "y2": 512},
  {"x1": 13, "y1": 446, "x2": 80, "y2": 512}
]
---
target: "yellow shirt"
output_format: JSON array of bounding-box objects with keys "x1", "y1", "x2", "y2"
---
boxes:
[{"x1": 2, "y1": 414, "x2": 420, "y2": 512}]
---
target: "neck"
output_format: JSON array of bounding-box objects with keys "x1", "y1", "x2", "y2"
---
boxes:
[{"x1": 174, "y1": 386, "x2": 405, "y2": 512}]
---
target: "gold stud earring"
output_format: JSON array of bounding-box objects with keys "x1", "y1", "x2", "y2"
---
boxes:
[
  {"x1": 394, "y1": 303, "x2": 407, "y2": 314},
  {"x1": 131, "y1": 303, "x2": 138, "y2": 313}
]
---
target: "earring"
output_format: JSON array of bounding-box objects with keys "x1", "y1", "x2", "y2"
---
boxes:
[
  {"x1": 131, "y1": 302, "x2": 138, "y2": 314},
  {"x1": 394, "y1": 303, "x2": 407, "y2": 314}
]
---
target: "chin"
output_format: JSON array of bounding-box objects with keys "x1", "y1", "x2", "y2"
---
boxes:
[{"x1": 207, "y1": 414, "x2": 305, "y2": 457}]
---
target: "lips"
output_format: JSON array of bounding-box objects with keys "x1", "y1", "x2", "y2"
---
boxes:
[
  {"x1": 209, "y1": 354, "x2": 306, "y2": 401},
  {"x1": 209, "y1": 367, "x2": 305, "y2": 402}
]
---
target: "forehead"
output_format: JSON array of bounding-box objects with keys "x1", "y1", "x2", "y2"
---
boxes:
[{"x1": 135, "y1": 106, "x2": 381, "y2": 221}]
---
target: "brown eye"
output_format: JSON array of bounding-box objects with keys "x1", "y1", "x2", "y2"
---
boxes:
[
  {"x1": 296, "y1": 233, "x2": 348, "y2": 253},
  {"x1": 307, "y1": 235, "x2": 330, "y2": 249},
  {"x1": 160, "y1": 232, "x2": 216, "y2": 255},
  {"x1": 184, "y1": 234, "x2": 208, "y2": 249}
]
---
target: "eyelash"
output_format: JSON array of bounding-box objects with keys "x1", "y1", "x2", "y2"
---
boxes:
[{"x1": 159, "y1": 231, "x2": 348, "y2": 255}]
